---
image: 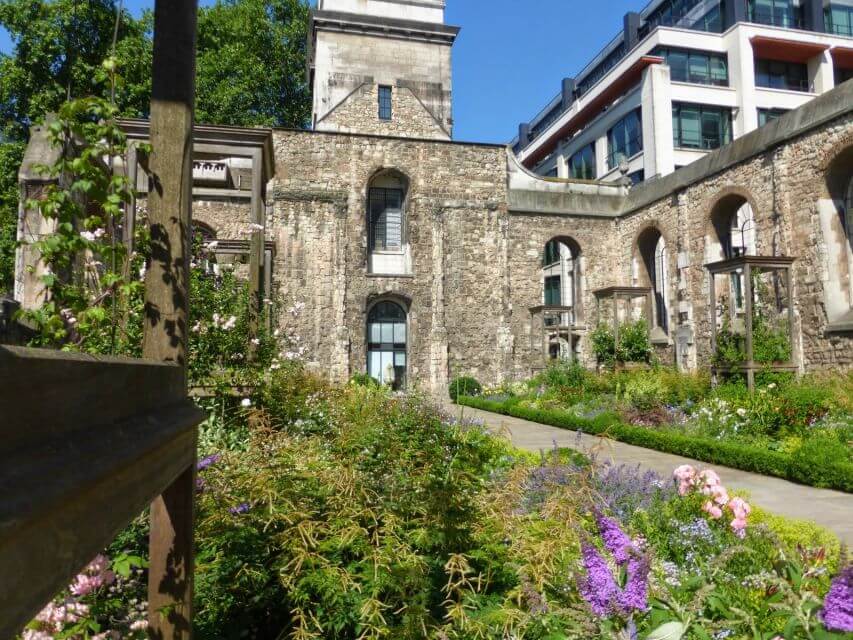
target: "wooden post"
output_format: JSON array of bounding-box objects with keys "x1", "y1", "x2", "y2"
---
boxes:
[
  {"x1": 143, "y1": 1, "x2": 199, "y2": 638},
  {"x1": 785, "y1": 265, "x2": 795, "y2": 373},
  {"x1": 248, "y1": 149, "x2": 264, "y2": 346},
  {"x1": 709, "y1": 270, "x2": 717, "y2": 386},
  {"x1": 743, "y1": 263, "x2": 754, "y2": 391}
]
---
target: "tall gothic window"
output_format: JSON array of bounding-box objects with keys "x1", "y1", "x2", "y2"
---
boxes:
[
  {"x1": 367, "y1": 171, "x2": 409, "y2": 275},
  {"x1": 637, "y1": 227, "x2": 669, "y2": 334},
  {"x1": 542, "y1": 239, "x2": 581, "y2": 317},
  {"x1": 367, "y1": 301, "x2": 407, "y2": 389},
  {"x1": 369, "y1": 187, "x2": 403, "y2": 251}
]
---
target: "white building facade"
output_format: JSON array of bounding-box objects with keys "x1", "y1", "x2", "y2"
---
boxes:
[{"x1": 512, "y1": 0, "x2": 853, "y2": 184}]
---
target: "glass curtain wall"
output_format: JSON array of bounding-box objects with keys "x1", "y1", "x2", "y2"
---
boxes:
[
  {"x1": 672, "y1": 103, "x2": 733, "y2": 150},
  {"x1": 607, "y1": 110, "x2": 643, "y2": 170},
  {"x1": 568, "y1": 145, "x2": 596, "y2": 180},
  {"x1": 748, "y1": 0, "x2": 803, "y2": 28},
  {"x1": 654, "y1": 47, "x2": 728, "y2": 86},
  {"x1": 755, "y1": 59, "x2": 810, "y2": 92}
]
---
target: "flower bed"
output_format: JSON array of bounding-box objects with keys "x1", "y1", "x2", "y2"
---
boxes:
[
  {"x1": 458, "y1": 364, "x2": 853, "y2": 493},
  {"x1": 22, "y1": 367, "x2": 852, "y2": 639}
]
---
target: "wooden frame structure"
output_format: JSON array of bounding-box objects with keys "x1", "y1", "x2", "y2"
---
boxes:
[
  {"x1": 120, "y1": 120, "x2": 275, "y2": 338},
  {"x1": 528, "y1": 304, "x2": 583, "y2": 364},
  {"x1": 2, "y1": 2, "x2": 203, "y2": 638},
  {"x1": 706, "y1": 255, "x2": 797, "y2": 389},
  {"x1": 593, "y1": 286, "x2": 654, "y2": 360}
]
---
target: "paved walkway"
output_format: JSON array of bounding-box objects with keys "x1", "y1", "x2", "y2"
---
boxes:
[{"x1": 451, "y1": 404, "x2": 853, "y2": 545}]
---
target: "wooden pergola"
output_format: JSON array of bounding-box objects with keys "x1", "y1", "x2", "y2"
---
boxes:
[
  {"x1": 706, "y1": 255, "x2": 797, "y2": 390},
  {"x1": 593, "y1": 286, "x2": 653, "y2": 352},
  {"x1": 2, "y1": 2, "x2": 203, "y2": 638},
  {"x1": 528, "y1": 304, "x2": 582, "y2": 364}
]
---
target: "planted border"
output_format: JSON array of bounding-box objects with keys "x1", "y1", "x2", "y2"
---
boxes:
[{"x1": 458, "y1": 395, "x2": 853, "y2": 493}]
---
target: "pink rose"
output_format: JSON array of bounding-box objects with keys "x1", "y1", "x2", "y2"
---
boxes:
[
  {"x1": 710, "y1": 484, "x2": 730, "y2": 506},
  {"x1": 702, "y1": 500, "x2": 723, "y2": 519},
  {"x1": 699, "y1": 469, "x2": 721, "y2": 487}
]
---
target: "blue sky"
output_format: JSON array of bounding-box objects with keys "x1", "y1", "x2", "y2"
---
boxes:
[{"x1": 0, "y1": 0, "x2": 640, "y2": 143}]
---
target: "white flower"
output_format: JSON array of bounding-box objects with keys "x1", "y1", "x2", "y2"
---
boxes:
[
  {"x1": 241, "y1": 398, "x2": 252, "y2": 407},
  {"x1": 223, "y1": 315, "x2": 237, "y2": 330},
  {"x1": 250, "y1": 338, "x2": 260, "y2": 346},
  {"x1": 767, "y1": 383, "x2": 777, "y2": 390},
  {"x1": 736, "y1": 408, "x2": 747, "y2": 417}
]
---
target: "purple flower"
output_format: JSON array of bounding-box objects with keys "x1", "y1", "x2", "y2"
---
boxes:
[
  {"x1": 229, "y1": 502, "x2": 250, "y2": 515},
  {"x1": 617, "y1": 553, "x2": 650, "y2": 614},
  {"x1": 822, "y1": 565, "x2": 853, "y2": 632},
  {"x1": 195, "y1": 476, "x2": 206, "y2": 493},
  {"x1": 578, "y1": 542, "x2": 619, "y2": 617},
  {"x1": 595, "y1": 510, "x2": 634, "y2": 565},
  {"x1": 197, "y1": 454, "x2": 221, "y2": 471}
]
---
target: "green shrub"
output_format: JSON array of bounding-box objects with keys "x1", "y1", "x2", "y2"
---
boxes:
[
  {"x1": 448, "y1": 376, "x2": 482, "y2": 401},
  {"x1": 591, "y1": 323, "x2": 617, "y2": 366},
  {"x1": 619, "y1": 319, "x2": 653, "y2": 363},
  {"x1": 750, "y1": 506, "x2": 841, "y2": 572},
  {"x1": 457, "y1": 395, "x2": 853, "y2": 493},
  {"x1": 349, "y1": 372, "x2": 380, "y2": 388},
  {"x1": 592, "y1": 321, "x2": 652, "y2": 365},
  {"x1": 539, "y1": 359, "x2": 589, "y2": 390},
  {"x1": 788, "y1": 435, "x2": 852, "y2": 488}
]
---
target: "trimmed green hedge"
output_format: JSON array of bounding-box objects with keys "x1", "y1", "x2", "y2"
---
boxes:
[{"x1": 458, "y1": 396, "x2": 853, "y2": 493}]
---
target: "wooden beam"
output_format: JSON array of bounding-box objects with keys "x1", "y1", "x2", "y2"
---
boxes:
[
  {"x1": 0, "y1": 347, "x2": 203, "y2": 640},
  {"x1": 144, "y1": 2, "x2": 199, "y2": 638}
]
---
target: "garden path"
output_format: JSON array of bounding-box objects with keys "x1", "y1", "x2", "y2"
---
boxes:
[{"x1": 451, "y1": 405, "x2": 853, "y2": 545}]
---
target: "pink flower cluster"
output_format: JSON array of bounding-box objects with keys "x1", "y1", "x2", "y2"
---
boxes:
[
  {"x1": 70, "y1": 554, "x2": 115, "y2": 597},
  {"x1": 24, "y1": 555, "x2": 119, "y2": 639},
  {"x1": 673, "y1": 465, "x2": 751, "y2": 538}
]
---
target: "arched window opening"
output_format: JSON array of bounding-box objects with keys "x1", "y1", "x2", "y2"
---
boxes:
[
  {"x1": 710, "y1": 196, "x2": 756, "y2": 313},
  {"x1": 367, "y1": 171, "x2": 409, "y2": 275},
  {"x1": 542, "y1": 238, "x2": 583, "y2": 360},
  {"x1": 637, "y1": 228, "x2": 669, "y2": 334},
  {"x1": 821, "y1": 146, "x2": 853, "y2": 326},
  {"x1": 367, "y1": 300, "x2": 407, "y2": 389}
]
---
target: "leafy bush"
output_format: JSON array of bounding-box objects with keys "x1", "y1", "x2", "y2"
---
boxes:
[
  {"x1": 348, "y1": 372, "x2": 380, "y2": 388},
  {"x1": 458, "y1": 395, "x2": 853, "y2": 492},
  {"x1": 538, "y1": 359, "x2": 589, "y2": 390},
  {"x1": 448, "y1": 375, "x2": 482, "y2": 401},
  {"x1": 591, "y1": 321, "x2": 652, "y2": 366},
  {"x1": 788, "y1": 436, "x2": 853, "y2": 489}
]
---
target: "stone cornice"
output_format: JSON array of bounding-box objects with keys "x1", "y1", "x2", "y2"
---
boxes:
[{"x1": 310, "y1": 9, "x2": 459, "y2": 45}]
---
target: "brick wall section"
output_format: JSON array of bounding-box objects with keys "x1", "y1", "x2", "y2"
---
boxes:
[{"x1": 317, "y1": 83, "x2": 450, "y2": 140}]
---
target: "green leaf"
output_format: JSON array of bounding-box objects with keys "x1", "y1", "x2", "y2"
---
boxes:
[{"x1": 646, "y1": 621, "x2": 687, "y2": 640}]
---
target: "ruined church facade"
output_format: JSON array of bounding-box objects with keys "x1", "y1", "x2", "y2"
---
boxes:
[{"x1": 15, "y1": 0, "x2": 853, "y2": 393}]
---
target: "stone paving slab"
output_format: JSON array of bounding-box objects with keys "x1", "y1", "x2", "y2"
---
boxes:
[{"x1": 450, "y1": 404, "x2": 853, "y2": 545}]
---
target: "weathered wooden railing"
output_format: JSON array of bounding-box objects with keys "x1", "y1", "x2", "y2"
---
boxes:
[{"x1": 0, "y1": 346, "x2": 205, "y2": 639}]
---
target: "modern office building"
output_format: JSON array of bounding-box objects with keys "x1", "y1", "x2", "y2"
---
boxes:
[{"x1": 511, "y1": 0, "x2": 853, "y2": 184}]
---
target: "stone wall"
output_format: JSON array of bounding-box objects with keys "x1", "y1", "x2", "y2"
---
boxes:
[
  {"x1": 270, "y1": 129, "x2": 510, "y2": 392},
  {"x1": 617, "y1": 112, "x2": 853, "y2": 372},
  {"x1": 318, "y1": 82, "x2": 449, "y2": 140}
]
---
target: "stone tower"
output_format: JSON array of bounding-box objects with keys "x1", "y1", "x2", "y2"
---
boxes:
[{"x1": 309, "y1": 0, "x2": 458, "y2": 140}]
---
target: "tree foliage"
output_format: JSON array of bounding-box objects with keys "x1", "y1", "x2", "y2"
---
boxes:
[
  {"x1": 195, "y1": 0, "x2": 311, "y2": 128},
  {"x1": 0, "y1": 141, "x2": 24, "y2": 294},
  {"x1": 0, "y1": 0, "x2": 152, "y2": 140},
  {"x1": 0, "y1": 0, "x2": 311, "y2": 140}
]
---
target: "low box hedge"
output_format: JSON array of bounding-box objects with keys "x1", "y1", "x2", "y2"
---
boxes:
[{"x1": 458, "y1": 395, "x2": 853, "y2": 493}]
